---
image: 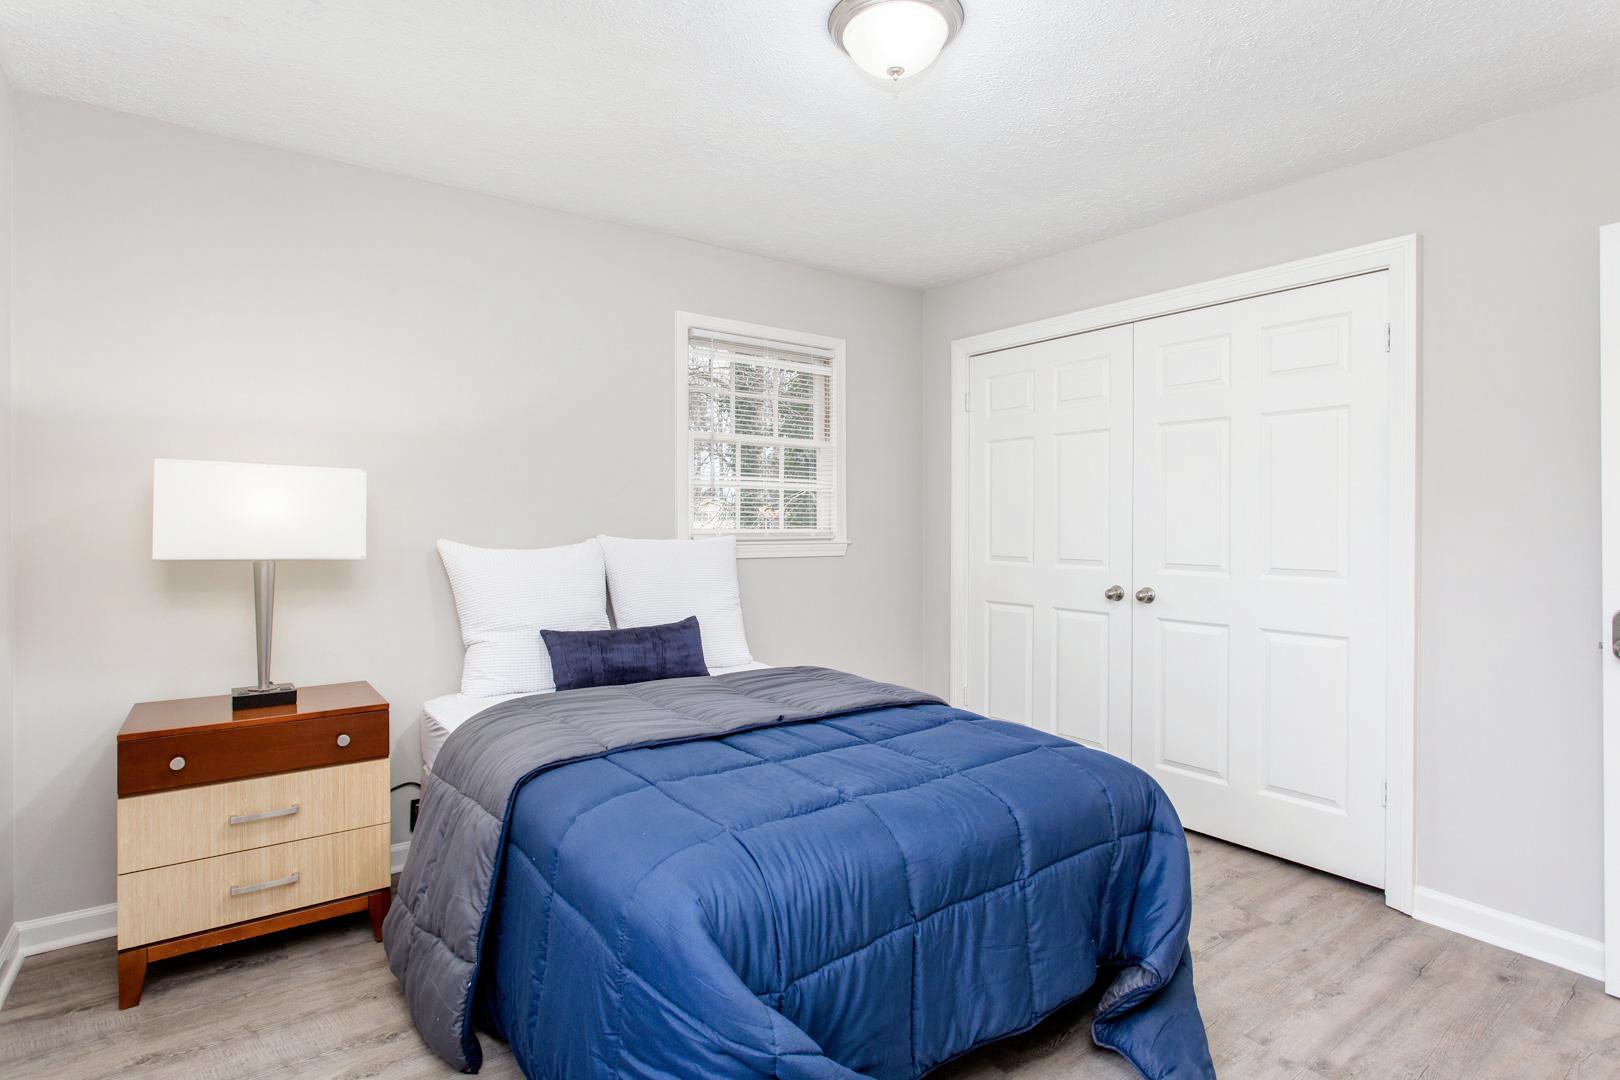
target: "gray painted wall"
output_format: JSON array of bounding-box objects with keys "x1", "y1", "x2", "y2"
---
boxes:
[
  {"x1": 9, "y1": 95, "x2": 930, "y2": 922},
  {"x1": 8, "y1": 82, "x2": 1620, "y2": 949},
  {"x1": 921, "y1": 87, "x2": 1620, "y2": 940},
  {"x1": 0, "y1": 70, "x2": 14, "y2": 939}
]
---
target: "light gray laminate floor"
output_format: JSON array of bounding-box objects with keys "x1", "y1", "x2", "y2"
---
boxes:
[{"x1": 3, "y1": 833, "x2": 1618, "y2": 1078}]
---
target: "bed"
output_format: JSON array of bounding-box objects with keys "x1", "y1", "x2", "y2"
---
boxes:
[
  {"x1": 392, "y1": 537, "x2": 1211, "y2": 1077},
  {"x1": 387, "y1": 667, "x2": 1213, "y2": 1079}
]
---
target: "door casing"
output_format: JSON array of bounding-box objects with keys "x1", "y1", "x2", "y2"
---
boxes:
[
  {"x1": 1599, "y1": 221, "x2": 1619, "y2": 996},
  {"x1": 949, "y1": 236, "x2": 1420, "y2": 913}
]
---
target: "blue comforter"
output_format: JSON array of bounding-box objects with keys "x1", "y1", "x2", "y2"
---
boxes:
[{"x1": 475, "y1": 700, "x2": 1213, "y2": 1077}]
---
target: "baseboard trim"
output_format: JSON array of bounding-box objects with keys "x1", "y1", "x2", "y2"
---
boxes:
[
  {"x1": 1413, "y1": 887, "x2": 1604, "y2": 980},
  {"x1": 17, "y1": 902, "x2": 118, "y2": 956},
  {"x1": 3, "y1": 870, "x2": 1603, "y2": 1009},
  {"x1": 0, "y1": 904, "x2": 118, "y2": 1012},
  {"x1": 0, "y1": 922, "x2": 21, "y2": 1012}
]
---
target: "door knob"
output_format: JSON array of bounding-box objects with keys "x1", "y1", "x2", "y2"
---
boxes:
[
  {"x1": 1135, "y1": 586, "x2": 1156, "y2": 604},
  {"x1": 1105, "y1": 585, "x2": 1125, "y2": 602}
]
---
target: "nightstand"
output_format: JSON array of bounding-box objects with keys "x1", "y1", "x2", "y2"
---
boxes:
[{"x1": 114, "y1": 681, "x2": 392, "y2": 1009}]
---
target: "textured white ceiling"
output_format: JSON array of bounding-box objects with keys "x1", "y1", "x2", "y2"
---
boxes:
[{"x1": 2, "y1": 1, "x2": 1618, "y2": 287}]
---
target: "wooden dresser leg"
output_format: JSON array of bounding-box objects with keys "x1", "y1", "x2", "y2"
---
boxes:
[
  {"x1": 368, "y1": 888, "x2": 392, "y2": 942},
  {"x1": 118, "y1": 948, "x2": 148, "y2": 1010}
]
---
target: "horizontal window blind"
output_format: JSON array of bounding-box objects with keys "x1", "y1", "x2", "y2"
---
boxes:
[{"x1": 687, "y1": 330, "x2": 839, "y2": 540}]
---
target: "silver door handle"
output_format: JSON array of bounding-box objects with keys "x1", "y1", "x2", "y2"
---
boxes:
[
  {"x1": 1104, "y1": 585, "x2": 1125, "y2": 602},
  {"x1": 229, "y1": 871, "x2": 300, "y2": 897},
  {"x1": 1612, "y1": 612, "x2": 1620, "y2": 658},
  {"x1": 229, "y1": 804, "x2": 300, "y2": 826},
  {"x1": 1135, "y1": 587, "x2": 1156, "y2": 604}
]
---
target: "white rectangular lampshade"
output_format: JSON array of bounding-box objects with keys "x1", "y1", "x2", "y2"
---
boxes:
[{"x1": 153, "y1": 459, "x2": 367, "y2": 561}]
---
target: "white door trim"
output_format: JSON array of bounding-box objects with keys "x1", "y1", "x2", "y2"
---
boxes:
[
  {"x1": 1600, "y1": 221, "x2": 1620, "y2": 996},
  {"x1": 949, "y1": 235, "x2": 1421, "y2": 914}
]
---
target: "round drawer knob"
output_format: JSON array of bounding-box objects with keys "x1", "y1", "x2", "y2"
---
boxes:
[
  {"x1": 336, "y1": 734, "x2": 351, "y2": 748},
  {"x1": 169, "y1": 756, "x2": 186, "y2": 772}
]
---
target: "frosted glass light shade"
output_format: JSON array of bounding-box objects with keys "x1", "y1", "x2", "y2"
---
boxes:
[
  {"x1": 153, "y1": 459, "x2": 367, "y2": 561},
  {"x1": 831, "y1": 0, "x2": 964, "y2": 82}
]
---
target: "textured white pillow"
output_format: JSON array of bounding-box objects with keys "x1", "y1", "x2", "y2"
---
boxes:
[
  {"x1": 437, "y1": 538, "x2": 610, "y2": 696},
  {"x1": 598, "y1": 535, "x2": 752, "y2": 670}
]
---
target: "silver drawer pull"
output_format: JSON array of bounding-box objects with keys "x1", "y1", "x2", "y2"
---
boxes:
[
  {"x1": 228, "y1": 803, "x2": 301, "y2": 826},
  {"x1": 229, "y1": 871, "x2": 300, "y2": 897}
]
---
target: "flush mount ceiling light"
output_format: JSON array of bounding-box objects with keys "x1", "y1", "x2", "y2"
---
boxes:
[{"x1": 829, "y1": 0, "x2": 965, "y2": 82}]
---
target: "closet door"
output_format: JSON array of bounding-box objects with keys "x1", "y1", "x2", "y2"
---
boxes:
[
  {"x1": 965, "y1": 326, "x2": 1134, "y2": 750},
  {"x1": 1130, "y1": 273, "x2": 1390, "y2": 886}
]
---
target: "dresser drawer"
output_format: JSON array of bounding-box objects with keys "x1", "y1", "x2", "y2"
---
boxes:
[
  {"x1": 116, "y1": 824, "x2": 390, "y2": 948},
  {"x1": 117, "y1": 760, "x2": 390, "y2": 874},
  {"x1": 117, "y1": 708, "x2": 388, "y2": 797}
]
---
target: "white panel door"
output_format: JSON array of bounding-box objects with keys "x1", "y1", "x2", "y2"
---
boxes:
[
  {"x1": 1131, "y1": 273, "x2": 1390, "y2": 886},
  {"x1": 966, "y1": 326, "x2": 1134, "y2": 749}
]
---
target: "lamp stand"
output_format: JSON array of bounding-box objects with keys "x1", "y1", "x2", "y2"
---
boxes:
[{"x1": 231, "y1": 560, "x2": 298, "y2": 711}]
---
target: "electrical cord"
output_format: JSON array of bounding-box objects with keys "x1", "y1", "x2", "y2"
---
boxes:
[{"x1": 392, "y1": 780, "x2": 425, "y2": 832}]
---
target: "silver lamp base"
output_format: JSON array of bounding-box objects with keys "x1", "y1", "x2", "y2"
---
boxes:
[{"x1": 231, "y1": 560, "x2": 298, "y2": 711}]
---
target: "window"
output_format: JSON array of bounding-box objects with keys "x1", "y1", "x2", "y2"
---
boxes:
[{"x1": 676, "y1": 313, "x2": 848, "y2": 558}]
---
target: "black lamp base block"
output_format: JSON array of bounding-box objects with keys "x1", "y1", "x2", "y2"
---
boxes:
[{"x1": 232, "y1": 683, "x2": 298, "y2": 711}]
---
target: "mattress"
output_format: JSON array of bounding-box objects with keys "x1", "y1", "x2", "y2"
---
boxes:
[{"x1": 418, "y1": 660, "x2": 772, "y2": 770}]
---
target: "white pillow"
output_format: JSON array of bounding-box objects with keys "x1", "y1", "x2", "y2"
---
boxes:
[
  {"x1": 437, "y1": 538, "x2": 609, "y2": 696},
  {"x1": 597, "y1": 535, "x2": 752, "y2": 670}
]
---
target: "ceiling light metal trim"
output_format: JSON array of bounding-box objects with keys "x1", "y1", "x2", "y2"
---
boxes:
[{"x1": 829, "y1": 0, "x2": 966, "y2": 79}]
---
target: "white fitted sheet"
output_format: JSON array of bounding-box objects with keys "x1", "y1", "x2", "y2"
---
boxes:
[{"x1": 419, "y1": 660, "x2": 773, "y2": 770}]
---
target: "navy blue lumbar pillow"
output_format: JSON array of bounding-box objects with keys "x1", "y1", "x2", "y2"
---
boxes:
[{"x1": 541, "y1": 616, "x2": 709, "y2": 692}]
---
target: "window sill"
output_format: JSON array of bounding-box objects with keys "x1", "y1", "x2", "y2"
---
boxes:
[{"x1": 736, "y1": 539, "x2": 850, "y2": 559}]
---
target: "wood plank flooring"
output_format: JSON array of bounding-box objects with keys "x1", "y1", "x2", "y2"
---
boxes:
[{"x1": 3, "y1": 833, "x2": 1617, "y2": 1078}]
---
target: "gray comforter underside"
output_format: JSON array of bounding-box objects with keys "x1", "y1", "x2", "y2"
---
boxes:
[{"x1": 383, "y1": 666, "x2": 943, "y2": 1071}]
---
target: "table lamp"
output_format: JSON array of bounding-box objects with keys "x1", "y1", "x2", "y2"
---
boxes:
[{"x1": 152, "y1": 459, "x2": 367, "y2": 710}]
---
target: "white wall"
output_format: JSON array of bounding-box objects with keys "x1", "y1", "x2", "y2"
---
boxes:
[
  {"x1": 0, "y1": 69, "x2": 14, "y2": 939},
  {"x1": 9, "y1": 96, "x2": 930, "y2": 922},
  {"x1": 10, "y1": 81, "x2": 1619, "y2": 950},
  {"x1": 922, "y1": 87, "x2": 1620, "y2": 940}
]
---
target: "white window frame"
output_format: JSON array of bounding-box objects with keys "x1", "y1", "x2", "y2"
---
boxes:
[{"x1": 675, "y1": 311, "x2": 850, "y2": 558}]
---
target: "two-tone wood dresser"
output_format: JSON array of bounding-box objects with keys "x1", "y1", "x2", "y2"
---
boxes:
[{"x1": 115, "y1": 681, "x2": 392, "y2": 1008}]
